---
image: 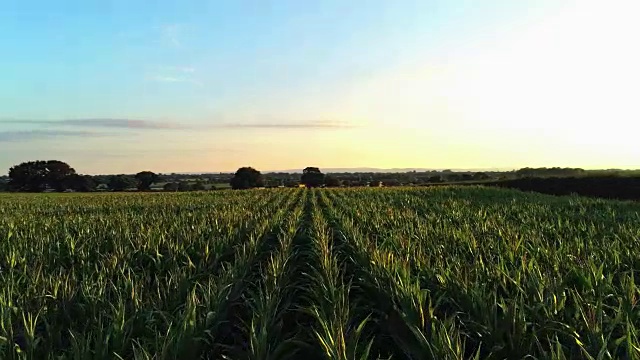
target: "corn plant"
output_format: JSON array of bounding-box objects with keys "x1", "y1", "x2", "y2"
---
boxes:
[{"x1": 0, "y1": 186, "x2": 639, "y2": 359}]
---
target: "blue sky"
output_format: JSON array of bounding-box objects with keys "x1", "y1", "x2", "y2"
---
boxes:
[{"x1": 1, "y1": 0, "x2": 639, "y2": 174}]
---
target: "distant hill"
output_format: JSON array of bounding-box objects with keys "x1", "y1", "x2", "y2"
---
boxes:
[
  {"x1": 170, "y1": 167, "x2": 515, "y2": 175},
  {"x1": 268, "y1": 167, "x2": 514, "y2": 174}
]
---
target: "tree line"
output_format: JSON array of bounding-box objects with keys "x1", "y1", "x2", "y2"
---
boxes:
[
  {"x1": 3, "y1": 161, "x2": 638, "y2": 197},
  {"x1": 2, "y1": 161, "x2": 162, "y2": 192},
  {"x1": 485, "y1": 176, "x2": 640, "y2": 201},
  {"x1": 1, "y1": 161, "x2": 337, "y2": 192}
]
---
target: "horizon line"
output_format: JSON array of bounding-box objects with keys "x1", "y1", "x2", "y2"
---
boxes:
[{"x1": 63, "y1": 167, "x2": 640, "y2": 177}]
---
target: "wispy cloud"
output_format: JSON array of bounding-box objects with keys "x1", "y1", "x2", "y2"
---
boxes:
[
  {"x1": 148, "y1": 64, "x2": 201, "y2": 85},
  {"x1": 150, "y1": 75, "x2": 202, "y2": 85},
  {"x1": 216, "y1": 120, "x2": 356, "y2": 129},
  {"x1": 1, "y1": 119, "x2": 185, "y2": 130},
  {"x1": 0, "y1": 130, "x2": 112, "y2": 142},
  {"x1": 1, "y1": 119, "x2": 357, "y2": 135}
]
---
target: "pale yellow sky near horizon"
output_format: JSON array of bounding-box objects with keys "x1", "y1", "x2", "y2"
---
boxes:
[{"x1": 328, "y1": 0, "x2": 640, "y2": 172}]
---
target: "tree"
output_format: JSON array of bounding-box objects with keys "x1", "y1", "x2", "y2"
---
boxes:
[
  {"x1": 8, "y1": 160, "x2": 76, "y2": 192},
  {"x1": 301, "y1": 167, "x2": 325, "y2": 188},
  {"x1": 65, "y1": 174, "x2": 97, "y2": 192},
  {"x1": 230, "y1": 167, "x2": 264, "y2": 190},
  {"x1": 382, "y1": 179, "x2": 401, "y2": 187},
  {"x1": 192, "y1": 181, "x2": 206, "y2": 191},
  {"x1": 324, "y1": 175, "x2": 341, "y2": 187},
  {"x1": 446, "y1": 174, "x2": 462, "y2": 182},
  {"x1": 178, "y1": 181, "x2": 193, "y2": 192},
  {"x1": 108, "y1": 175, "x2": 136, "y2": 192},
  {"x1": 473, "y1": 172, "x2": 490, "y2": 181},
  {"x1": 163, "y1": 182, "x2": 179, "y2": 192},
  {"x1": 135, "y1": 171, "x2": 159, "y2": 191}
]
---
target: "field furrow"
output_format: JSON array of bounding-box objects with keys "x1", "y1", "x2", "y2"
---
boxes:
[
  {"x1": 321, "y1": 189, "x2": 459, "y2": 360},
  {"x1": 299, "y1": 189, "x2": 378, "y2": 360},
  {"x1": 202, "y1": 188, "x2": 303, "y2": 359}
]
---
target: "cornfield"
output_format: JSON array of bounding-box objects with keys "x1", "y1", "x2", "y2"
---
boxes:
[{"x1": 1, "y1": 187, "x2": 639, "y2": 359}]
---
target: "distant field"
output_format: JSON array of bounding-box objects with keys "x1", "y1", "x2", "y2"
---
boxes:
[
  {"x1": 1, "y1": 187, "x2": 639, "y2": 359},
  {"x1": 150, "y1": 182, "x2": 232, "y2": 191}
]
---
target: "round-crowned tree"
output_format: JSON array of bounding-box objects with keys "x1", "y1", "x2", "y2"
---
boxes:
[
  {"x1": 301, "y1": 167, "x2": 325, "y2": 188},
  {"x1": 230, "y1": 167, "x2": 264, "y2": 190},
  {"x1": 135, "y1": 171, "x2": 159, "y2": 191},
  {"x1": 8, "y1": 160, "x2": 76, "y2": 192}
]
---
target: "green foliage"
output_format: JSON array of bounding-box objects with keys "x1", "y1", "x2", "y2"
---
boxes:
[
  {"x1": 8, "y1": 160, "x2": 76, "y2": 192},
  {"x1": 489, "y1": 176, "x2": 640, "y2": 201},
  {"x1": 107, "y1": 175, "x2": 136, "y2": 191},
  {"x1": 230, "y1": 167, "x2": 264, "y2": 190},
  {"x1": 177, "y1": 181, "x2": 192, "y2": 192},
  {"x1": 301, "y1": 167, "x2": 325, "y2": 188},
  {"x1": 163, "y1": 182, "x2": 179, "y2": 192},
  {"x1": 191, "y1": 181, "x2": 206, "y2": 191},
  {"x1": 0, "y1": 187, "x2": 639, "y2": 359},
  {"x1": 134, "y1": 171, "x2": 159, "y2": 191},
  {"x1": 64, "y1": 174, "x2": 96, "y2": 192},
  {"x1": 324, "y1": 175, "x2": 341, "y2": 188}
]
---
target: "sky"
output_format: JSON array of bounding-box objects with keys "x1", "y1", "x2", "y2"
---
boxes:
[{"x1": 1, "y1": 0, "x2": 639, "y2": 174}]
